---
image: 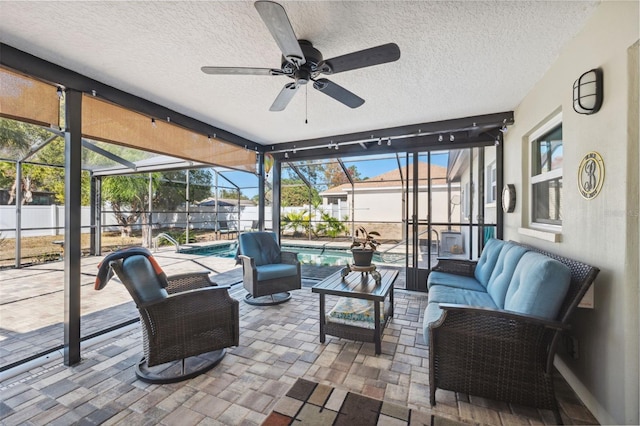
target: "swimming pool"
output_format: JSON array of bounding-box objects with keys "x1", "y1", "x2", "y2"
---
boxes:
[{"x1": 179, "y1": 243, "x2": 402, "y2": 266}]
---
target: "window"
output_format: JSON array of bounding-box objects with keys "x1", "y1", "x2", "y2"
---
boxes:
[
  {"x1": 486, "y1": 161, "x2": 497, "y2": 204},
  {"x1": 530, "y1": 116, "x2": 563, "y2": 227},
  {"x1": 461, "y1": 182, "x2": 470, "y2": 221}
]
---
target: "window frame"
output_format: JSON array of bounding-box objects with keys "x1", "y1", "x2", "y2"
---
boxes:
[
  {"x1": 486, "y1": 161, "x2": 497, "y2": 205},
  {"x1": 528, "y1": 113, "x2": 563, "y2": 231}
]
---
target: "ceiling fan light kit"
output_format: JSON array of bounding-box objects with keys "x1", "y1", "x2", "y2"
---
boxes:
[{"x1": 201, "y1": 0, "x2": 400, "y2": 112}]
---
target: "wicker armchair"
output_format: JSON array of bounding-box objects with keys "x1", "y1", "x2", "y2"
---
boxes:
[
  {"x1": 428, "y1": 243, "x2": 599, "y2": 424},
  {"x1": 95, "y1": 247, "x2": 239, "y2": 384},
  {"x1": 237, "y1": 231, "x2": 301, "y2": 305}
]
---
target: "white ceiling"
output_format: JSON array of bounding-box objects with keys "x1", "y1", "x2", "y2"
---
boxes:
[{"x1": 1, "y1": 1, "x2": 599, "y2": 146}]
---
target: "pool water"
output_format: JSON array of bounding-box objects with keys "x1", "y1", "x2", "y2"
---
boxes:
[
  {"x1": 179, "y1": 243, "x2": 399, "y2": 266},
  {"x1": 180, "y1": 243, "x2": 238, "y2": 258}
]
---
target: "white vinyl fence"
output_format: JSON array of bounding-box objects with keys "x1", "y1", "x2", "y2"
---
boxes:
[{"x1": 0, "y1": 205, "x2": 272, "y2": 239}]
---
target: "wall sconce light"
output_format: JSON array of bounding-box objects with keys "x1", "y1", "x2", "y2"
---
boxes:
[{"x1": 573, "y1": 68, "x2": 603, "y2": 115}]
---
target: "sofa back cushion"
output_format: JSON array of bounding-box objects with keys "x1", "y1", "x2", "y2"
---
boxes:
[
  {"x1": 474, "y1": 238, "x2": 506, "y2": 287},
  {"x1": 504, "y1": 251, "x2": 571, "y2": 319},
  {"x1": 486, "y1": 243, "x2": 529, "y2": 308},
  {"x1": 239, "y1": 231, "x2": 281, "y2": 266}
]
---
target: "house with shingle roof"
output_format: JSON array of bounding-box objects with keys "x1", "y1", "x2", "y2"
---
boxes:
[{"x1": 319, "y1": 162, "x2": 460, "y2": 236}]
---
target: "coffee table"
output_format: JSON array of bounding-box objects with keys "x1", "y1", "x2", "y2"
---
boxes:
[{"x1": 312, "y1": 267, "x2": 398, "y2": 354}]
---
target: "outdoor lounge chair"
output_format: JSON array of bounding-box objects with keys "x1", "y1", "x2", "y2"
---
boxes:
[
  {"x1": 216, "y1": 220, "x2": 238, "y2": 240},
  {"x1": 94, "y1": 247, "x2": 239, "y2": 384},
  {"x1": 237, "y1": 231, "x2": 301, "y2": 305}
]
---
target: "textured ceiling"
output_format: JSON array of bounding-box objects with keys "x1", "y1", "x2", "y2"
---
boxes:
[{"x1": 0, "y1": 1, "x2": 598, "y2": 146}]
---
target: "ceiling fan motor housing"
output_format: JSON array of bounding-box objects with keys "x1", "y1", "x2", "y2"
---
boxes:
[{"x1": 282, "y1": 40, "x2": 324, "y2": 83}]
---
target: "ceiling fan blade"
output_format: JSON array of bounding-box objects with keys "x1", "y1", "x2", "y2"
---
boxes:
[
  {"x1": 201, "y1": 66, "x2": 284, "y2": 76},
  {"x1": 313, "y1": 78, "x2": 364, "y2": 109},
  {"x1": 320, "y1": 43, "x2": 400, "y2": 75},
  {"x1": 255, "y1": 1, "x2": 305, "y2": 67},
  {"x1": 270, "y1": 82, "x2": 299, "y2": 111}
]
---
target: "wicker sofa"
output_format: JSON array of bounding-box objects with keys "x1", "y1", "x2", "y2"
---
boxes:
[{"x1": 424, "y1": 238, "x2": 599, "y2": 424}]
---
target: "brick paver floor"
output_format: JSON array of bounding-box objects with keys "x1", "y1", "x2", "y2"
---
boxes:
[{"x1": 0, "y1": 249, "x2": 597, "y2": 425}]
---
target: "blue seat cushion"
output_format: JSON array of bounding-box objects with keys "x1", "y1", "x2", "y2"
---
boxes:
[
  {"x1": 504, "y1": 252, "x2": 571, "y2": 319},
  {"x1": 485, "y1": 243, "x2": 529, "y2": 308},
  {"x1": 256, "y1": 263, "x2": 298, "y2": 281},
  {"x1": 122, "y1": 255, "x2": 168, "y2": 304},
  {"x1": 427, "y1": 285, "x2": 498, "y2": 309},
  {"x1": 427, "y1": 271, "x2": 485, "y2": 292}
]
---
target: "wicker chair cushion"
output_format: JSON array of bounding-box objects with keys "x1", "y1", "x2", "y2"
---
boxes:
[
  {"x1": 256, "y1": 263, "x2": 299, "y2": 281},
  {"x1": 473, "y1": 238, "x2": 507, "y2": 287},
  {"x1": 328, "y1": 297, "x2": 384, "y2": 329},
  {"x1": 504, "y1": 251, "x2": 571, "y2": 319},
  {"x1": 485, "y1": 243, "x2": 529, "y2": 308},
  {"x1": 239, "y1": 232, "x2": 281, "y2": 266},
  {"x1": 121, "y1": 255, "x2": 169, "y2": 304},
  {"x1": 426, "y1": 285, "x2": 498, "y2": 308}
]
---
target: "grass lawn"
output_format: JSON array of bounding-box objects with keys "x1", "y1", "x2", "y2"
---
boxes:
[{"x1": 0, "y1": 229, "x2": 219, "y2": 269}]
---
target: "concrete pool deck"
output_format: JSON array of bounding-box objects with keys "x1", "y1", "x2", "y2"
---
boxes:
[{"x1": 0, "y1": 243, "x2": 406, "y2": 369}]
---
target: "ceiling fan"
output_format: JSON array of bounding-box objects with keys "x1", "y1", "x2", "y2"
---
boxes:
[{"x1": 201, "y1": 0, "x2": 401, "y2": 111}]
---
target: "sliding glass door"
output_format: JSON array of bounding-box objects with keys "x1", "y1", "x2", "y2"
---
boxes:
[{"x1": 404, "y1": 146, "x2": 498, "y2": 291}]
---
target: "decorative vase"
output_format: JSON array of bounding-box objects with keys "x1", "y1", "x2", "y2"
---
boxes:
[{"x1": 351, "y1": 249, "x2": 374, "y2": 267}]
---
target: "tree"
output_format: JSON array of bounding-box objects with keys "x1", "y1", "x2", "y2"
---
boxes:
[
  {"x1": 156, "y1": 169, "x2": 213, "y2": 209},
  {"x1": 102, "y1": 174, "x2": 158, "y2": 241},
  {"x1": 280, "y1": 178, "x2": 320, "y2": 207},
  {"x1": 102, "y1": 169, "x2": 214, "y2": 245},
  {"x1": 0, "y1": 117, "x2": 42, "y2": 160},
  {"x1": 0, "y1": 118, "x2": 92, "y2": 205},
  {"x1": 323, "y1": 163, "x2": 362, "y2": 188},
  {"x1": 252, "y1": 190, "x2": 272, "y2": 205},
  {"x1": 289, "y1": 161, "x2": 324, "y2": 186},
  {"x1": 218, "y1": 188, "x2": 250, "y2": 201}
]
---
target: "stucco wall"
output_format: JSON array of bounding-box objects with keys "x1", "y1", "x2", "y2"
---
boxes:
[
  {"x1": 502, "y1": 1, "x2": 639, "y2": 424},
  {"x1": 346, "y1": 185, "x2": 458, "y2": 224}
]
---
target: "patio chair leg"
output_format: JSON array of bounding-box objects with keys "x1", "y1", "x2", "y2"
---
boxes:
[
  {"x1": 135, "y1": 349, "x2": 226, "y2": 384},
  {"x1": 244, "y1": 292, "x2": 292, "y2": 306}
]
